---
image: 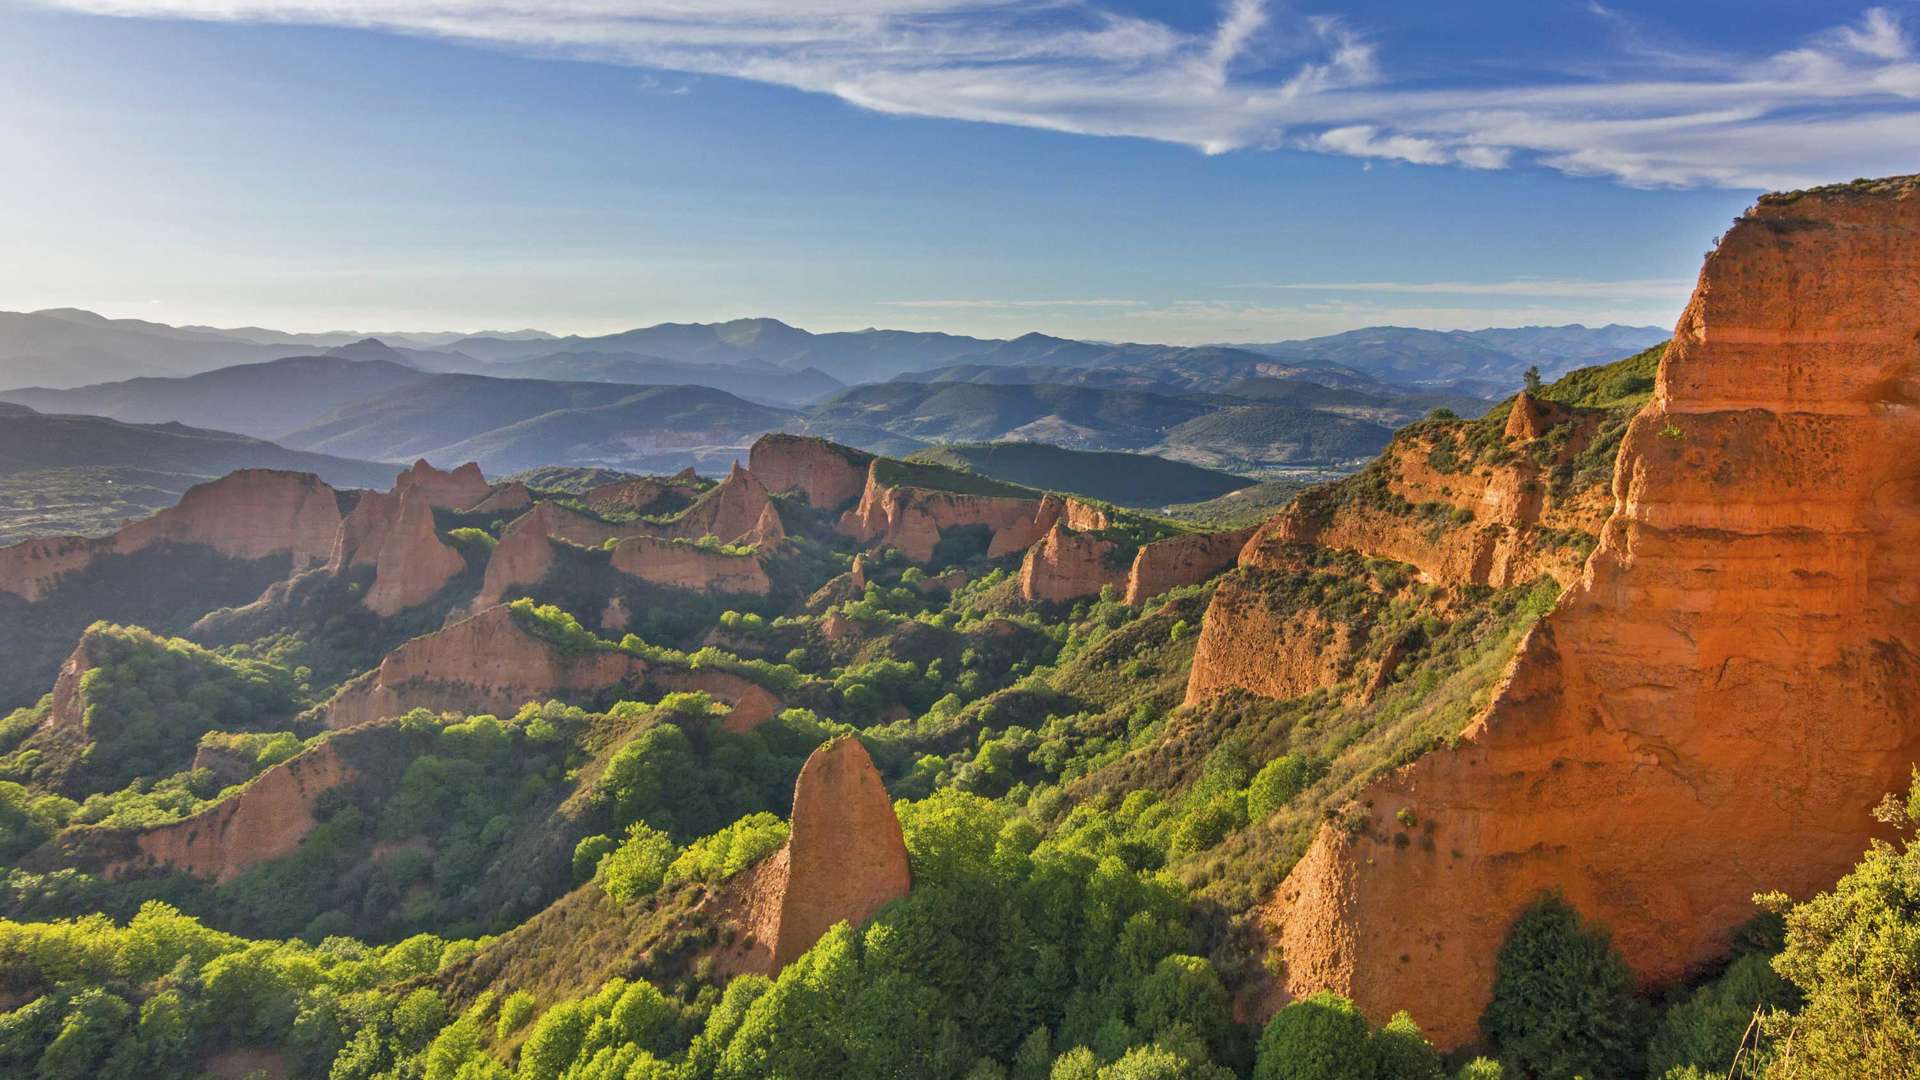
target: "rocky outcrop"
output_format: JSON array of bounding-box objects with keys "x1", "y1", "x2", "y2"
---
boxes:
[
  {"x1": 474, "y1": 508, "x2": 558, "y2": 608},
  {"x1": 664, "y1": 463, "x2": 773, "y2": 545},
  {"x1": 719, "y1": 684, "x2": 782, "y2": 735},
  {"x1": 749, "y1": 434, "x2": 874, "y2": 511},
  {"x1": 474, "y1": 501, "x2": 668, "y2": 608},
  {"x1": 1019, "y1": 522, "x2": 1126, "y2": 602},
  {"x1": 1184, "y1": 565, "x2": 1363, "y2": 706},
  {"x1": 393, "y1": 459, "x2": 490, "y2": 510},
  {"x1": 0, "y1": 470, "x2": 343, "y2": 602},
  {"x1": 465, "y1": 481, "x2": 533, "y2": 516},
  {"x1": 1124, "y1": 527, "x2": 1254, "y2": 605},
  {"x1": 741, "y1": 502, "x2": 787, "y2": 549},
  {"x1": 1265, "y1": 175, "x2": 1920, "y2": 1047},
  {"x1": 1267, "y1": 409, "x2": 1610, "y2": 591},
  {"x1": 609, "y1": 537, "x2": 771, "y2": 595},
  {"x1": 323, "y1": 605, "x2": 648, "y2": 728},
  {"x1": 1063, "y1": 498, "x2": 1111, "y2": 532},
  {"x1": 104, "y1": 737, "x2": 357, "y2": 883},
  {"x1": 839, "y1": 463, "x2": 1057, "y2": 563},
  {"x1": 363, "y1": 487, "x2": 466, "y2": 617},
  {"x1": 756, "y1": 737, "x2": 912, "y2": 970}
]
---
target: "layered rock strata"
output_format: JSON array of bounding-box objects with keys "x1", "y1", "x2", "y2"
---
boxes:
[
  {"x1": 0, "y1": 470, "x2": 343, "y2": 602},
  {"x1": 748, "y1": 433, "x2": 874, "y2": 511},
  {"x1": 1265, "y1": 176, "x2": 1920, "y2": 1047}
]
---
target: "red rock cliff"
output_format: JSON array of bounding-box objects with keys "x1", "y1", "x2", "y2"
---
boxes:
[
  {"x1": 749, "y1": 433, "x2": 874, "y2": 511},
  {"x1": 0, "y1": 470, "x2": 344, "y2": 602},
  {"x1": 323, "y1": 604, "x2": 648, "y2": 728},
  {"x1": 840, "y1": 463, "x2": 1057, "y2": 563},
  {"x1": 393, "y1": 459, "x2": 490, "y2": 510},
  {"x1": 1019, "y1": 521, "x2": 1126, "y2": 602},
  {"x1": 767, "y1": 736, "x2": 912, "y2": 969},
  {"x1": 1124, "y1": 527, "x2": 1254, "y2": 605},
  {"x1": 363, "y1": 486, "x2": 466, "y2": 617},
  {"x1": 662, "y1": 463, "x2": 773, "y2": 544},
  {"x1": 1265, "y1": 175, "x2": 1920, "y2": 1047},
  {"x1": 106, "y1": 736, "x2": 358, "y2": 883},
  {"x1": 609, "y1": 537, "x2": 772, "y2": 595}
]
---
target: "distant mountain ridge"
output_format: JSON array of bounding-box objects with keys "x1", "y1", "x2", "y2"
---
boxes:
[{"x1": 0, "y1": 307, "x2": 1662, "y2": 394}]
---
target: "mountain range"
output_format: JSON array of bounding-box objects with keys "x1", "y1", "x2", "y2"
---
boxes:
[{"x1": 0, "y1": 307, "x2": 1665, "y2": 398}]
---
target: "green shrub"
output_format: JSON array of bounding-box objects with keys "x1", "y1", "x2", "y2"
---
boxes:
[
  {"x1": 1253, "y1": 990, "x2": 1372, "y2": 1080},
  {"x1": 1455, "y1": 1058, "x2": 1503, "y2": 1080},
  {"x1": 1370, "y1": 1010, "x2": 1443, "y2": 1080},
  {"x1": 668, "y1": 813, "x2": 788, "y2": 885},
  {"x1": 496, "y1": 990, "x2": 536, "y2": 1041},
  {"x1": 597, "y1": 822, "x2": 677, "y2": 903},
  {"x1": 1482, "y1": 892, "x2": 1649, "y2": 1080},
  {"x1": 571, "y1": 834, "x2": 616, "y2": 883},
  {"x1": 1757, "y1": 774, "x2": 1920, "y2": 1079},
  {"x1": 1246, "y1": 753, "x2": 1324, "y2": 819}
]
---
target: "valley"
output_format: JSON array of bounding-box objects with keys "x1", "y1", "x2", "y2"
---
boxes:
[{"x1": 2, "y1": 162, "x2": 1916, "y2": 1080}]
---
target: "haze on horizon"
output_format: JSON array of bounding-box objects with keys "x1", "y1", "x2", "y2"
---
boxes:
[{"x1": 3, "y1": 0, "x2": 1916, "y2": 342}]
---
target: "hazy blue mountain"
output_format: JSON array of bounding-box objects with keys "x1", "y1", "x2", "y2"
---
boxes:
[
  {"x1": 281, "y1": 375, "x2": 793, "y2": 473},
  {"x1": 0, "y1": 355, "x2": 433, "y2": 439},
  {"x1": 0, "y1": 308, "x2": 297, "y2": 387},
  {"x1": 0, "y1": 405, "x2": 397, "y2": 543},
  {"x1": 1233, "y1": 323, "x2": 1668, "y2": 385}
]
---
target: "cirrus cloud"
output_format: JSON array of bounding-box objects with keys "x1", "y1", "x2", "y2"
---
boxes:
[{"x1": 30, "y1": 0, "x2": 1920, "y2": 188}]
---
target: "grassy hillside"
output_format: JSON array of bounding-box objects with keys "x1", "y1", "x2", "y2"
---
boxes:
[
  {"x1": 806, "y1": 381, "x2": 1390, "y2": 470},
  {"x1": 907, "y1": 442, "x2": 1254, "y2": 507},
  {"x1": 1154, "y1": 404, "x2": 1392, "y2": 470}
]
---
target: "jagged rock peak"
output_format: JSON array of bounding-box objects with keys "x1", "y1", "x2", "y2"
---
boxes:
[{"x1": 769, "y1": 736, "x2": 912, "y2": 969}]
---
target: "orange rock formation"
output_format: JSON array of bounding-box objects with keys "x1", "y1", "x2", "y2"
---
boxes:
[
  {"x1": 1019, "y1": 521, "x2": 1126, "y2": 602},
  {"x1": 608, "y1": 537, "x2": 771, "y2": 595},
  {"x1": 106, "y1": 737, "x2": 358, "y2": 883},
  {"x1": 465, "y1": 481, "x2": 533, "y2": 515},
  {"x1": 762, "y1": 736, "x2": 912, "y2": 969},
  {"x1": 1265, "y1": 176, "x2": 1920, "y2": 1047},
  {"x1": 363, "y1": 486, "x2": 466, "y2": 616},
  {"x1": 323, "y1": 604, "x2": 647, "y2": 728},
  {"x1": 393, "y1": 459, "x2": 490, "y2": 510},
  {"x1": 663, "y1": 463, "x2": 773, "y2": 544},
  {"x1": 840, "y1": 463, "x2": 1056, "y2": 562},
  {"x1": 1124, "y1": 527, "x2": 1254, "y2": 605},
  {"x1": 1269, "y1": 414, "x2": 1610, "y2": 591},
  {"x1": 0, "y1": 470, "x2": 343, "y2": 602},
  {"x1": 748, "y1": 433, "x2": 874, "y2": 510}
]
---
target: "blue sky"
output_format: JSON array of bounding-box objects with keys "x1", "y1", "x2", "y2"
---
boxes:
[{"x1": 1, "y1": 1, "x2": 1915, "y2": 342}]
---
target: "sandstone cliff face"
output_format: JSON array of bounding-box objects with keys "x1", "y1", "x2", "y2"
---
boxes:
[
  {"x1": 1269, "y1": 411, "x2": 1609, "y2": 591},
  {"x1": 749, "y1": 434, "x2": 874, "y2": 511},
  {"x1": 663, "y1": 464, "x2": 773, "y2": 545},
  {"x1": 1184, "y1": 575, "x2": 1361, "y2": 707},
  {"x1": 323, "y1": 605, "x2": 647, "y2": 728},
  {"x1": 106, "y1": 737, "x2": 357, "y2": 883},
  {"x1": 393, "y1": 459, "x2": 490, "y2": 510},
  {"x1": 1124, "y1": 527, "x2": 1254, "y2": 605},
  {"x1": 474, "y1": 508, "x2": 558, "y2": 608},
  {"x1": 364, "y1": 487, "x2": 466, "y2": 617},
  {"x1": 1019, "y1": 521, "x2": 1126, "y2": 602},
  {"x1": 767, "y1": 736, "x2": 912, "y2": 969},
  {"x1": 0, "y1": 470, "x2": 343, "y2": 602},
  {"x1": 840, "y1": 463, "x2": 1056, "y2": 563},
  {"x1": 1062, "y1": 498, "x2": 1111, "y2": 532},
  {"x1": 465, "y1": 481, "x2": 533, "y2": 515},
  {"x1": 608, "y1": 537, "x2": 771, "y2": 595},
  {"x1": 1266, "y1": 176, "x2": 1920, "y2": 1047}
]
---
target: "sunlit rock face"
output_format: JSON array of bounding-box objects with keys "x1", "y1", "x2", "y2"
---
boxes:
[{"x1": 1264, "y1": 176, "x2": 1920, "y2": 1048}]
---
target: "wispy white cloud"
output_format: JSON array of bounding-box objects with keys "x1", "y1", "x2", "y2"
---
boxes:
[{"x1": 31, "y1": 0, "x2": 1920, "y2": 188}]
